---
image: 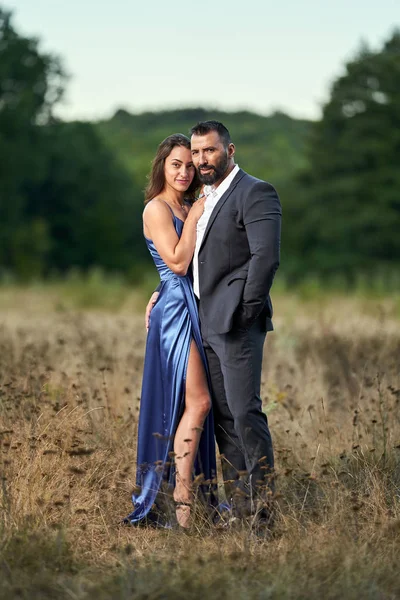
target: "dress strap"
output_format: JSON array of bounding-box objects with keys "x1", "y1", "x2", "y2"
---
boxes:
[{"x1": 159, "y1": 199, "x2": 176, "y2": 220}]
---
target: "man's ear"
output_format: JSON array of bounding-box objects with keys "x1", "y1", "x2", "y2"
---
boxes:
[{"x1": 228, "y1": 143, "x2": 235, "y2": 159}]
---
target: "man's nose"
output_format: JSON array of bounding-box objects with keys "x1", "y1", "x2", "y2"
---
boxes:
[{"x1": 198, "y1": 151, "x2": 207, "y2": 164}]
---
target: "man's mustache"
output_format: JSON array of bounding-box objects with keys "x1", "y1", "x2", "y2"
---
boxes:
[{"x1": 199, "y1": 164, "x2": 216, "y2": 171}]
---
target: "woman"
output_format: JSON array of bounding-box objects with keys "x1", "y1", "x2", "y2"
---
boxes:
[{"x1": 124, "y1": 134, "x2": 216, "y2": 529}]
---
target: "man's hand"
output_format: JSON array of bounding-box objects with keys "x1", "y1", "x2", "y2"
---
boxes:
[{"x1": 145, "y1": 292, "x2": 159, "y2": 331}]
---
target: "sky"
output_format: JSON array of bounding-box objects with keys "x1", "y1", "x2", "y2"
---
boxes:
[{"x1": 6, "y1": 0, "x2": 399, "y2": 121}]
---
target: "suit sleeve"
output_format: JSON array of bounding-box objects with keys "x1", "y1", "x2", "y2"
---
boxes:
[{"x1": 236, "y1": 181, "x2": 282, "y2": 329}]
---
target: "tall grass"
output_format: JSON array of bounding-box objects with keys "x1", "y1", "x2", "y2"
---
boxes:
[{"x1": 1, "y1": 289, "x2": 400, "y2": 598}]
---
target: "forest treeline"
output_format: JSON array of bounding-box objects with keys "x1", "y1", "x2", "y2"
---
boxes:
[{"x1": 0, "y1": 6, "x2": 399, "y2": 285}]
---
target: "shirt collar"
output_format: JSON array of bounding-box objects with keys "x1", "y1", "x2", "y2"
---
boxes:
[{"x1": 204, "y1": 164, "x2": 239, "y2": 199}]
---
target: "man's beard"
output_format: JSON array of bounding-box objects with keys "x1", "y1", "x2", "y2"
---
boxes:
[{"x1": 198, "y1": 151, "x2": 229, "y2": 185}]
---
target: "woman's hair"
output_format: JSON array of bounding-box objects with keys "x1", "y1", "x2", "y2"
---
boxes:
[{"x1": 144, "y1": 133, "x2": 199, "y2": 203}]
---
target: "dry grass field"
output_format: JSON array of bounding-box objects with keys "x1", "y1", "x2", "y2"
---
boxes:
[{"x1": 1, "y1": 285, "x2": 400, "y2": 599}]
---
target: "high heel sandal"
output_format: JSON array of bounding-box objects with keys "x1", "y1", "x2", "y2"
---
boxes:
[{"x1": 174, "y1": 500, "x2": 192, "y2": 531}]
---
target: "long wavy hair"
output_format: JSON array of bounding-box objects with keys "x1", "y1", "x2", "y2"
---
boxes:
[{"x1": 144, "y1": 134, "x2": 199, "y2": 204}]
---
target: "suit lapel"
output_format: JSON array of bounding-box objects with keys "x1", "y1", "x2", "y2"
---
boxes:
[{"x1": 199, "y1": 169, "x2": 246, "y2": 252}]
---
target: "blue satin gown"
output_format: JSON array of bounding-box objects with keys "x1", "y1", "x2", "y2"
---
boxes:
[{"x1": 124, "y1": 213, "x2": 217, "y2": 525}]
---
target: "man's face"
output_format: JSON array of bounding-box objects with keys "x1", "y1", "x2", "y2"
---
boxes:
[{"x1": 190, "y1": 131, "x2": 231, "y2": 186}]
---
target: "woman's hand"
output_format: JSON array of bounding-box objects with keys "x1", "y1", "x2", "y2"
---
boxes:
[
  {"x1": 145, "y1": 291, "x2": 159, "y2": 331},
  {"x1": 188, "y1": 194, "x2": 206, "y2": 222}
]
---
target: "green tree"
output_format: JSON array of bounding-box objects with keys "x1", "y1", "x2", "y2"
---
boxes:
[
  {"x1": 0, "y1": 7, "x2": 145, "y2": 280},
  {"x1": 30, "y1": 121, "x2": 145, "y2": 275},
  {"x1": 0, "y1": 7, "x2": 64, "y2": 276},
  {"x1": 284, "y1": 30, "x2": 400, "y2": 281}
]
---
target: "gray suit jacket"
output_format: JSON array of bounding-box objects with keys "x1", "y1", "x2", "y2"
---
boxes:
[{"x1": 197, "y1": 168, "x2": 281, "y2": 334}]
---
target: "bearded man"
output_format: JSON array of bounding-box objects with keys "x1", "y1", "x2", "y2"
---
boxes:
[{"x1": 147, "y1": 121, "x2": 282, "y2": 526}]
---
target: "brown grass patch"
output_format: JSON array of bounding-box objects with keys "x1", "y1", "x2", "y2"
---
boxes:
[{"x1": 1, "y1": 291, "x2": 400, "y2": 598}]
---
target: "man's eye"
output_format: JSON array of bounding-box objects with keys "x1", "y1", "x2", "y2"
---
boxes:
[{"x1": 191, "y1": 150, "x2": 198, "y2": 155}]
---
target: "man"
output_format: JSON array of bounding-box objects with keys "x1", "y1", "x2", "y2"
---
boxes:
[{"x1": 146, "y1": 121, "x2": 281, "y2": 524}]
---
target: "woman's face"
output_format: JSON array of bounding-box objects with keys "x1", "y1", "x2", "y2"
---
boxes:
[{"x1": 164, "y1": 146, "x2": 195, "y2": 193}]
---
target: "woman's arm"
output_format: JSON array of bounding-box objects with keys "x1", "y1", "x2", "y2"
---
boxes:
[{"x1": 143, "y1": 197, "x2": 205, "y2": 276}]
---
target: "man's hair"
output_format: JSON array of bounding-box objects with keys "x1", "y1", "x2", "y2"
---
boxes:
[{"x1": 189, "y1": 121, "x2": 232, "y2": 148}]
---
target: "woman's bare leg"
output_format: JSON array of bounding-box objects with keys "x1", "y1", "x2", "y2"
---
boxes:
[{"x1": 173, "y1": 340, "x2": 211, "y2": 527}]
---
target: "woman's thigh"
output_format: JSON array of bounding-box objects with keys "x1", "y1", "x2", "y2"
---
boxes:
[{"x1": 185, "y1": 340, "x2": 210, "y2": 408}]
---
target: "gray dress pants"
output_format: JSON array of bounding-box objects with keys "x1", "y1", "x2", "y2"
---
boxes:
[{"x1": 200, "y1": 314, "x2": 275, "y2": 516}]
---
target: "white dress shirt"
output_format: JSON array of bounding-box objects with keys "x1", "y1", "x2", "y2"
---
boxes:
[{"x1": 193, "y1": 164, "x2": 240, "y2": 298}]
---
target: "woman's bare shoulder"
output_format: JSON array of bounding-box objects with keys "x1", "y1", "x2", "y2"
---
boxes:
[{"x1": 143, "y1": 198, "x2": 171, "y2": 221}]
